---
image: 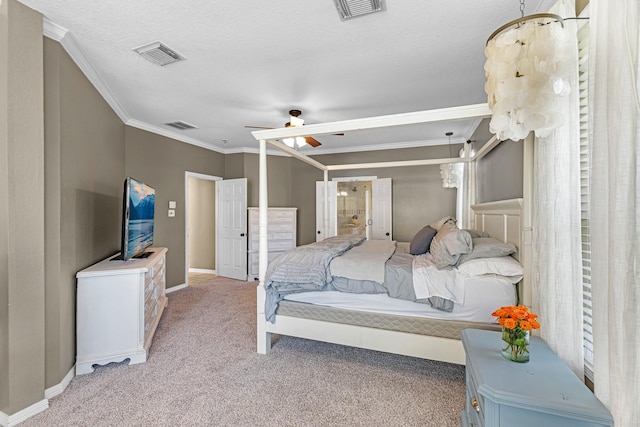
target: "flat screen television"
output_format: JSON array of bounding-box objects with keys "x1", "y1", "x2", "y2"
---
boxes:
[{"x1": 118, "y1": 177, "x2": 156, "y2": 260}]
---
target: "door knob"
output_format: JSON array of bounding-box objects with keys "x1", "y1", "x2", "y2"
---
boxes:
[
  {"x1": 317, "y1": 231, "x2": 321, "y2": 234},
  {"x1": 240, "y1": 233, "x2": 245, "y2": 237},
  {"x1": 385, "y1": 232, "x2": 390, "y2": 236}
]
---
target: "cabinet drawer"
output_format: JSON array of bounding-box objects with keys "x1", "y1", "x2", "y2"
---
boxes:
[
  {"x1": 268, "y1": 210, "x2": 296, "y2": 220},
  {"x1": 145, "y1": 277, "x2": 156, "y2": 299},
  {"x1": 467, "y1": 367, "x2": 485, "y2": 421},
  {"x1": 248, "y1": 251, "x2": 285, "y2": 277},
  {"x1": 248, "y1": 221, "x2": 294, "y2": 233}
]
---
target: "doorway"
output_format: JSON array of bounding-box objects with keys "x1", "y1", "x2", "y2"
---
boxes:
[{"x1": 185, "y1": 172, "x2": 221, "y2": 286}]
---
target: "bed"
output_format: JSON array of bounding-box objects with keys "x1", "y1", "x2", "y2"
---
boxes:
[{"x1": 251, "y1": 104, "x2": 533, "y2": 365}]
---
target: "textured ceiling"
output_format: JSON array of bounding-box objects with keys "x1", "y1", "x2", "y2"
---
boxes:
[{"x1": 19, "y1": 0, "x2": 556, "y2": 154}]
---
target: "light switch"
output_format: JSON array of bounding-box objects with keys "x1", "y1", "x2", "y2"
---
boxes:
[
  {"x1": 169, "y1": 201, "x2": 177, "y2": 209},
  {"x1": 168, "y1": 209, "x2": 175, "y2": 217}
]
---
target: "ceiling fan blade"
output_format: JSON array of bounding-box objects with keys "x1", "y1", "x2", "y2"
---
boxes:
[
  {"x1": 333, "y1": 133, "x2": 345, "y2": 136},
  {"x1": 244, "y1": 125, "x2": 274, "y2": 129},
  {"x1": 305, "y1": 136, "x2": 322, "y2": 147}
]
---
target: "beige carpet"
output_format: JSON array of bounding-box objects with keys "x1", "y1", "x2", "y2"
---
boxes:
[{"x1": 24, "y1": 277, "x2": 466, "y2": 426}]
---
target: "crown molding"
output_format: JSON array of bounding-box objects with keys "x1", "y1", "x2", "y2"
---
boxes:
[
  {"x1": 41, "y1": 18, "x2": 484, "y2": 157},
  {"x1": 43, "y1": 18, "x2": 129, "y2": 123}
]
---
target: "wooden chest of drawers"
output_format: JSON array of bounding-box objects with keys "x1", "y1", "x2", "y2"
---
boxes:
[{"x1": 460, "y1": 329, "x2": 613, "y2": 427}]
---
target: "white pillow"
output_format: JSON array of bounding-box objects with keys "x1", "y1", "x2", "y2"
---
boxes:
[
  {"x1": 429, "y1": 216, "x2": 456, "y2": 231},
  {"x1": 456, "y1": 256, "x2": 524, "y2": 283}
]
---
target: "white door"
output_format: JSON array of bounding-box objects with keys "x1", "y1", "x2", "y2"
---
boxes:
[
  {"x1": 315, "y1": 181, "x2": 337, "y2": 241},
  {"x1": 217, "y1": 178, "x2": 247, "y2": 280},
  {"x1": 371, "y1": 178, "x2": 392, "y2": 240}
]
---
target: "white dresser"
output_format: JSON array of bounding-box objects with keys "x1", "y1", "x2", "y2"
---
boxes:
[
  {"x1": 247, "y1": 207, "x2": 297, "y2": 281},
  {"x1": 75, "y1": 247, "x2": 168, "y2": 375}
]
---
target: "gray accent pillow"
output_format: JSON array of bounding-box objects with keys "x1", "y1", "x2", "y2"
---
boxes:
[
  {"x1": 456, "y1": 237, "x2": 516, "y2": 266},
  {"x1": 409, "y1": 225, "x2": 437, "y2": 255},
  {"x1": 429, "y1": 222, "x2": 473, "y2": 269}
]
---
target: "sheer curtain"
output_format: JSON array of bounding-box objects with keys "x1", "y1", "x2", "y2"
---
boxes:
[
  {"x1": 589, "y1": 0, "x2": 640, "y2": 425},
  {"x1": 531, "y1": 0, "x2": 585, "y2": 377}
]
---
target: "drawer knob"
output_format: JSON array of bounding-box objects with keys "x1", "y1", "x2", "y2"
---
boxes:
[{"x1": 471, "y1": 397, "x2": 480, "y2": 412}]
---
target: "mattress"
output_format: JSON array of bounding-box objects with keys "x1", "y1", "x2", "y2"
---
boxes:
[
  {"x1": 279, "y1": 274, "x2": 514, "y2": 339},
  {"x1": 283, "y1": 275, "x2": 517, "y2": 323},
  {"x1": 275, "y1": 300, "x2": 502, "y2": 340}
]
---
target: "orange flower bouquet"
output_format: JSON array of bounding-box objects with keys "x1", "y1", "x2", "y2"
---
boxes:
[{"x1": 492, "y1": 305, "x2": 540, "y2": 363}]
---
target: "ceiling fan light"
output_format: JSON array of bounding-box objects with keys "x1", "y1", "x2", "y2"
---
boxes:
[
  {"x1": 290, "y1": 116, "x2": 304, "y2": 127},
  {"x1": 283, "y1": 138, "x2": 296, "y2": 148}
]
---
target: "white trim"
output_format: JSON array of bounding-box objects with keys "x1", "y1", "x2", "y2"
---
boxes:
[
  {"x1": 252, "y1": 103, "x2": 491, "y2": 141},
  {"x1": 43, "y1": 19, "x2": 129, "y2": 123},
  {"x1": 188, "y1": 268, "x2": 216, "y2": 274},
  {"x1": 332, "y1": 176, "x2": 377, "y2": 182},
  {"x1": 184, "y1": 172, "x2": 222, "y2": 288},
  {"x1": 126, "y1": 119, "x2": 227, "y2": 154},
  {"x1": 165, "y1": 283, "x2": 187, "y2": 294},
  {"x1": 0, "y1": 399, "x2": 48, "y2": 427},
  {"x1": 327, "y1": 156, "x2": 471, "y2": 171},
  {"x1": 44, "y1": 365, "x2": 75, "y2": 399},
  {"x1": 42, "y1": 17, "x2": 484, "y2": 157}
]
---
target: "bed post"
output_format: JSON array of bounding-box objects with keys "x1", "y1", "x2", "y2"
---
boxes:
[
  {"x1": 257, "y1": 138, "x2": 272, "y2": 354},
  {"x1": 323, "y1": 170, "x2": 329, "y2": 239},
  {"x1": 521, "y1": 133, "x2": 534, "y2": 308}
]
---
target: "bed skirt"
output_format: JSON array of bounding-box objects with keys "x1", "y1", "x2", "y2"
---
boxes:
[{"x1": 275, "y1": 300, "x2": 501, "y2": 340}]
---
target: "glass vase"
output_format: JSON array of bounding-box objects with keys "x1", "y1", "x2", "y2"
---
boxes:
[{"x1": 501, "y1": 326, "x2": 530, "y2": 363}]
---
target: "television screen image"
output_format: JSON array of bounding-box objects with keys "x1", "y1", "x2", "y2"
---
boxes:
[{"x1": 121, "y1": 177, "x2": 155, "y2": 260}]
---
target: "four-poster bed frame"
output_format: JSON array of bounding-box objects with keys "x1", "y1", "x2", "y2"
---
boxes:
[{"x1": 251, "y1": 103, "x2": 533, "y2": 365}]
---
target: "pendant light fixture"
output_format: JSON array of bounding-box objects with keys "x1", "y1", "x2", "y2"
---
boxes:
[
  {"x1": 484, "y1": 0, "x2": 571, "y2": 141},
  {"x1": 440, "y1": 132, "x2": 464, "y2": 189}
]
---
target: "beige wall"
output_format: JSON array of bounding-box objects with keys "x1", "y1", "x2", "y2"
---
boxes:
[
  {"x1": 0, "y1": 0, "x2": 46, "y2": 414},
  {"x1": 44, "y1": 36, "x2": 127, "y2": 391},
  {"x1": 125, "y1": 127, "x2": 226, "y2": 288},
  {"x1": 188, "y1": 177, "x2": 216, "y2": 270}
]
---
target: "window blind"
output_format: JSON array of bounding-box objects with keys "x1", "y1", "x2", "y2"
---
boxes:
[{"x1": 577, "y1": 9, "x2": 593, "y2": 379}]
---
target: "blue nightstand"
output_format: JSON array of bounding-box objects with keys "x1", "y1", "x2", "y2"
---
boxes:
[{"x1": 460, "y1": 329, "x2": 613, "y2": 427}]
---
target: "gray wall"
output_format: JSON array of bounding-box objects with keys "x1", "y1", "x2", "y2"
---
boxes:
[
  {"x1": 226, "y1": 153, "x2": 293, "y2": 208},
  {"x1": 1, "y1": 0, "x2": 46, "y2": 414},
  {"x1": 125, "y1": 127, "x2": 226, "y2": 288},
  {"x1": 473, "y1": 119, "x2": 524, "y2": 203}
]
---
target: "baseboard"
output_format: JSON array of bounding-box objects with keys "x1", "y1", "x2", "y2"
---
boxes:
[
  {"x1": 44, "y1": 365, "x2": 75, "y2": 399},
  {"x1": 0, "y1": 399, "x2": 48, "y2": 427},
  {"x1": 165, "y1": 283, "x2": 187, "y2": 294},
  {"x1": 188, "y1": 268, "x2": 216, "y2": 274}
]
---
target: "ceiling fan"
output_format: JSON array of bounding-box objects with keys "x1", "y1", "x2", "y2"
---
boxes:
[{"x1": 245, "y1": 109, "x2": 343, "y2": 148}]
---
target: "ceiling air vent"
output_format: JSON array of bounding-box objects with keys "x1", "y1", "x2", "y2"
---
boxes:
[
  {"x1": 333, "y1": 0, "x2": 385, "y2": 20},
  {"x1": 165, "y1": 121, "x2": 198, "y2": 130},
  {"x1": 133, "y1": 41, "x2": 185, "y2": 66}
]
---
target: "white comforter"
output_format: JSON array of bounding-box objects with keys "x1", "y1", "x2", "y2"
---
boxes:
[{"x1": 412, "y1": 253, "x2": 466, "y2": 305}]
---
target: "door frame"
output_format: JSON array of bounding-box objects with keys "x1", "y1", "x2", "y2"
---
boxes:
[{"x1": 184, "y1": 171, "x2": 222, "y2": 287}]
